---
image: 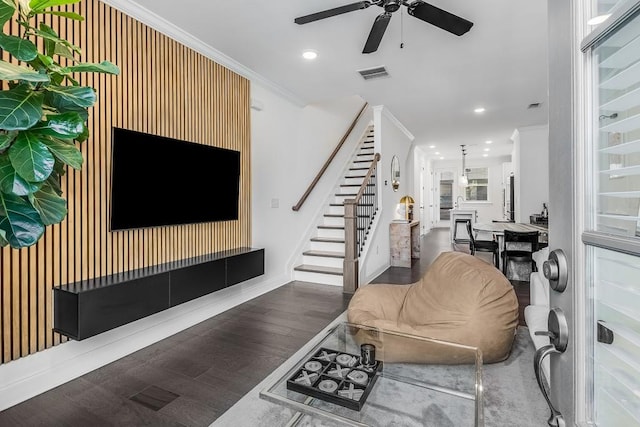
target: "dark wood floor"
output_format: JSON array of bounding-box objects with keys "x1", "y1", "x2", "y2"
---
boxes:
[
  {"x1": 0, "y1": 283, "x2": 351, "y2": 427},
  {"x1": 0, "y1": 227, "x2": 529, "y2": 426}
]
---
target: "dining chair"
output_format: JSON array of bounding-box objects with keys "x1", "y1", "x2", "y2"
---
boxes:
[
  {"x1": 466, "y1": 221, "x2": 499, "y2": 268},
  {"x1": 502, "y1": 230, "x2": 539, "y2": 278}
]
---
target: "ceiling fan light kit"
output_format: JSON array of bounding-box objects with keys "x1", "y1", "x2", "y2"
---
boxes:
[{"x1": 294, "y1": 0, "x2": 473, "y2": 54}]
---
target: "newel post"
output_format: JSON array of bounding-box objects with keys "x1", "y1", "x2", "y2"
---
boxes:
[{"x1": 343, "y1": 199, "x2": 359, "y2": 294}]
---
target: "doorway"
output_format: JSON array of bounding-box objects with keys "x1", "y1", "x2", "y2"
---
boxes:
[{"x1": 434, "y1": 170, "x2": 455, "y2": 227}]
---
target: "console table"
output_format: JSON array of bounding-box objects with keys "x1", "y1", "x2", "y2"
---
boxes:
[
  {"x1": 54, "y1": 247, "x2": 264, "y2": 340},
  {"x1": 390, "y1": 221, "x2": 420, "y2": 268}
]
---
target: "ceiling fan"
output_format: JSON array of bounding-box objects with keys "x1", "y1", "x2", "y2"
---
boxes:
[{"x1": 294, "y1": 0, "x2": 473, "y2": 54}]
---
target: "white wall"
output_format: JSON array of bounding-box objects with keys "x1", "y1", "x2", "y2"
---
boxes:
[
  {"x1": 359, "y1": 106, "x2": 415, "y2": 283},
  {"x1": 429, "y1": 156, "x2": 511, "y2": 224},
  {"x1": 413, "y1": 147, "x2": 431, "y2": 234},
  {"x1": 511, "y1": 125, "x2": 549, "y2": 222},
  {"x1": 250, "y1": 83, "x2": 367, "y2": 283}
]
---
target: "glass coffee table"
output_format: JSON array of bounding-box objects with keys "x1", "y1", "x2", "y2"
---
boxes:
[{"x1": 260, "y1": 323, "x2": 483, "y2": 426}]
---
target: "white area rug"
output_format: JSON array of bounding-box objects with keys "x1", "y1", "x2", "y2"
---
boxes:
[{"x1": 212, "y1": 313, "x2": 548, "y2": 426}]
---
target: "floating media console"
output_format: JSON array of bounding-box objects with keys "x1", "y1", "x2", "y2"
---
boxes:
[{"x1": 54, "y1": 247, "x2": 264, "y2": 340}]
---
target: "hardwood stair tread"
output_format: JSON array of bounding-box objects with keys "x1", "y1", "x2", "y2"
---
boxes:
[
  {"x1": 294, "y1": 265, "x2": 343, "y2": 276},
  {"x1": 318, "y1": 225, "x2": 367, "y2": 230},
  {"x1": 323, "y1": 214, "x2": 370, "y2": 218},
  {"x1": 310, "y1": 237, "x2": 345, "y2": 243},
  {"x1": 302, "y1": 250, "x2": 344, "y2": 259},
  {"x1": 329, "y1": 203, "x2": 373, "y2": 207}
]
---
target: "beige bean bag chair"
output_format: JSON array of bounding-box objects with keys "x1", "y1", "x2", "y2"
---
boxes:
[{"x1": 348, "y1": 251, "x2": 518, "y2": 364}]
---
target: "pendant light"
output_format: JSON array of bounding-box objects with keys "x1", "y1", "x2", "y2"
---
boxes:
[{"x1": 459, "y1": 145, "x2": 468, "y2": 187}]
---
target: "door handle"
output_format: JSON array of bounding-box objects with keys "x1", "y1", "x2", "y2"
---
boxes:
[
  {"x1": 543, "y1": 249, "x2": 568, "y2": 292},
  {"x1": 534, "y1": 308, "x2": 568, "y2": 427}
]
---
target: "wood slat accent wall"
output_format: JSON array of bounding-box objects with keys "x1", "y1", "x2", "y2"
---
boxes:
[{"x1": 0, "y1": 0, "x2": 251, "y2": 364}]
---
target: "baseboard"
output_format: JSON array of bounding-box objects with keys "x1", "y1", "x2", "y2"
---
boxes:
[
  {"x1": 361, "y1": 261, "x2": 391, "y2": 285},
  {"x1": 0, "y1": 274, "x2": 289, "y2": 411}
]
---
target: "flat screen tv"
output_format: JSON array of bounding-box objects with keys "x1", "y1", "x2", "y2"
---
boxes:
[{"x1": 110, "y1": 128, "x2": 240, "y2": 231}]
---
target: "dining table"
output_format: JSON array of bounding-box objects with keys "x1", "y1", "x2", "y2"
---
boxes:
[{"x1": 472, "y1": 222, "x2": 548, "y2": 279}]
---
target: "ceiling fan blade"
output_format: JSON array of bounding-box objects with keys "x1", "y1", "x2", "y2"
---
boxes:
[
  {"x1": 294, "y1": 1, "x2": 371, "y2": 25},
  {"x1": 407, "y1": 1, "x2": 473, "y2": 36},
  {"x1": 362, "y1": 13, "x2": 392, "y2": 54}
]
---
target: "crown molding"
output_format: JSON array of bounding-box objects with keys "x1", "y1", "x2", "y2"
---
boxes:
[
  {"x1": 100, "y1": 0, "x2": 306, "y2": 107},
  {"x1": 373, "y1": 105, "x2": 415, "y2": 142}
]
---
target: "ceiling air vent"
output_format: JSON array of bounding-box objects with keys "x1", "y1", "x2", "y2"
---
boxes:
[
  {"x1": 528, "y1": 102, "x2": 542, "y2": 109},
  {"x1": 358, "y1": 66, "x2": 389, "y2": 80}
]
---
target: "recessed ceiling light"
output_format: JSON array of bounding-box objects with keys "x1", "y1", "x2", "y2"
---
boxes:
[
  {"x1": 474, "y1": 107, "x2": 486, "y2": 114},
  {"x1": 484, "y1": 148, "x2": 490, "y2": 152},
  {"x1": 485, "y1": 140, "x2": 493, "y2": 144},
  {"x1": 435, "y1": 152, "x2": 440, "y2": 155},
  {"x1": 587, "y1": 14, "x2": 611, "y2": 25},
  {"x1": 483, "y1": 154, "x2": 488, "y2": 157},
  {"x1": 429, "y1": 145, "x2": 436, "y2": 149},
  {"x1": 440, "y1": 157, "x2": 444, "y2": 160},
  {"x1": 302, "y1": 50, "x2": 318, "y2": 60}
]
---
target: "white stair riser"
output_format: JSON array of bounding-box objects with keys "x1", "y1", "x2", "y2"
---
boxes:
[
  {"x1": 353, "y1": 161, "x2": 373, "y2": 168},
  {"x1": 323, "y1": 217, "x2": 344, "y2": 227},
  {"x1": 356, "y1": 155, "x2": 375, "y2": 161},
  {"x1": 317, "y1": 228, "x2": 344, "y2": 239},
  {"x1": 334, "y1": 195, "x2": 359, "y2": 204},
  {"x1": 302, "y1": 256, "x2": 343, "y2": 268},
  {"x1": 327, "y1": 205, "x2": 344, "y2": 215},
  {"x1": 343, "y1": 177, "x2": 366, "y2": 186},
  {"x1": 293, "y1": 270, "x2": 343, "y2": 287},
  {"x1": 310, "y1": 241, "x2": 345, "y2": 252}
]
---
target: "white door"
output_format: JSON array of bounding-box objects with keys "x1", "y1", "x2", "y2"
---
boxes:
[
  {"x1": 432, "y1": 171, "x2": 441, "y2": 224},
  {"x1": 548, "y1": 1, "x2": 640, "y2": 425}
]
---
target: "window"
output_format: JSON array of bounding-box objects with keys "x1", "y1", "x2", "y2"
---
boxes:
[{"x1": 464, "y1": 167, "x2": 489, "y2": 201}]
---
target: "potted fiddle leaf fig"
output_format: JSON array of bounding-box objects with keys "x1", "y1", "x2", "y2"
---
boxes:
[{"x1": 0, "y1": 0, "x2": 118, "y2": 248}]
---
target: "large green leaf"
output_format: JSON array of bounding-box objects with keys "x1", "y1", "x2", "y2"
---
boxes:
[
  {"x1": 0, "y1": 228, "x2": 8, "y2": 247},
  {"x1": 0, "y1": 154, "x2": 41, "y2": 195},
  {"x1": 29, "y1": 181, "x2": 66, "y2": 225},
  {"x1": 0, "y1": 0, "x2": 15, "y2": 27},
  {"x1": 31, "y1": 112, "x2": 83, "y2": 139},
  {"x1": 67, "y1": 61, "x2": 119, "y2": 75},
  {"x1": 38, "y1": 23, "x2": 56, "y2": 57},
  {"x1": 43, "y1": 10, "x2": 83, "y2": 20},
  {"x1": 41, "y1": 137, "x2": 82, "y2": 169},
  {"x1": 44, "y1": 85, "x2": 96, "y2": 112},
  {"x1": 36, "y1": 24, "x2": 81, "y2": 55},
  {"x1": 0, "y1": 59, "x2": 50, "y2": 82},
  {"x1": 17, "y1": 0, "x2": 31, "y2": 15},
  {"x1": 53, "y1": 42, "x2": 74, "y2": 60},
  {"x1": 0, "y1": 190, "x2": 45, "y2": 248},
  {"x1": 29, "y1": 0, "x2": 80, "y2": 12},
  {"x1": 0, "y1": 85, "x2": 44, "y2": 131},
  {"x1": 45, "y1": 172, "x2": 61, "y2": 195},
  {"x1": 0, "y1": 131, "x2": 18, "y2": 151},
  {"x1": 75, "y1": 122, "x2": 88, "y2": 142},
  {"x1": 0, "y1": 34, "x2": 38, "y2": 61},
  {"x1": 8, "y1": 131, "x2": 54, "y2": 182}
]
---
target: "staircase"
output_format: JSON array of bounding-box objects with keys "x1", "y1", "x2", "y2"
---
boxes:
[{"x1": 293, "y1": 126, "x2": 377, "y2": 286}]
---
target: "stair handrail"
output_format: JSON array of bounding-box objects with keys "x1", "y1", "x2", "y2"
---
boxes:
[
  {"x1": 292, "y1": 102, "x2": 369, "y2": 212},
  {"x1": 343, "y1": 153, "x2": 380, "y2": 294}
]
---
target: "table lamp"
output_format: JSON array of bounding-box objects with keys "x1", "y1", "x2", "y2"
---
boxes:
[{"x1": 400, "y1": 195, "x2": 415, "y2": 221}]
